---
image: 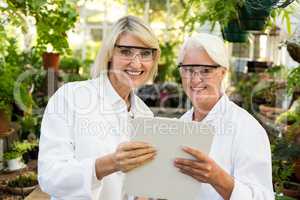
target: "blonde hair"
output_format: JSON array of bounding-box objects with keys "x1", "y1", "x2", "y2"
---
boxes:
[{"x1": 91, "y1": 15, "x2": 161, "y2": 80}]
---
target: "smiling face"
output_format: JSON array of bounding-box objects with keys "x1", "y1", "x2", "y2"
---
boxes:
[
  {"x1": 108, "y1": 32, "x2": 155, "y2": 91},
  {"x1": 180, "y1": 48, "x2": 226, "y2": 111}
]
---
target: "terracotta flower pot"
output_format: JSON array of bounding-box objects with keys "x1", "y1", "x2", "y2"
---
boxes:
[
  {"x1": 282, "y1": 181, "x2": 300, "y2": 198},
  {"x1": 42, "y1": 52, "x2": 60, "y2": 72},
  {"x1": 294, "y1": 160, "x2": 300, "y2": 182},
  {"x1": 0, "y1": 109, "x2": 11, "y2": 133}
]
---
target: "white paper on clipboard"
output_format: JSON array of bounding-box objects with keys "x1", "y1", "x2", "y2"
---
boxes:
[{"x1": 123, "y1": 117, "x2": 214, "y2": 200}]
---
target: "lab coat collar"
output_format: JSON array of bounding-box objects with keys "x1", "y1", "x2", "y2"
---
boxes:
[
  {"x1": 93, "y1": 74, "x2": 153, "y2": 117},
  {"x1": 103, "y1": 73, "x2": 132, "y2": 107},
  {"x1": 181, "y1": 94, "x2": 230, "y2": 122}
]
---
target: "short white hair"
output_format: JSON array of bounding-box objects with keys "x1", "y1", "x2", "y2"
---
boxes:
[{"x1": 177, "y1": 33, "x2": 229, "y2": 68}]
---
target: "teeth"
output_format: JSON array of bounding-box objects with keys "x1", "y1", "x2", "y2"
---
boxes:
[
  {"x1": 191, "y1": 87, "x2": 206, "y2": 91},
  {"x1": 125, "y1": 70, "x2": 143, "y2": 76}
]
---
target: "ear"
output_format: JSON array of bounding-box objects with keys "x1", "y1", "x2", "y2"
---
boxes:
[{"x1": 220, "y1": 67, "x2": 227, "y2": 78}]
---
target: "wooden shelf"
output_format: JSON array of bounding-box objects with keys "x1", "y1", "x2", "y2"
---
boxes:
[{"x1": 0, "y1": 128, "x2": 15, "y2": 139}]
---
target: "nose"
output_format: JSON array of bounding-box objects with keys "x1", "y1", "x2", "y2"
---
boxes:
[
  {"x1": 130, "y1": 54, "x2": 142, "y2": 67},
  {"x1": 191, "y1": 73, "x2": 203, "y2": 83}
]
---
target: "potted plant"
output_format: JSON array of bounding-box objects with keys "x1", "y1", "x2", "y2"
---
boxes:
[
  {"x1": 3, "y1": 140, "x2": 37, "y2": 171},
  {"x1": 222, "y1": 20, "x2": 249, "y2": 43},
  {"x1": 6, "y1": 172, "x2": 38, "y2": 195},
  {"x1": 239, "y1": 0, "x2": 275, "y2": 31},
  {"x1": 3, "y1": 150, "x2": 24, "y2": 171},
  {"x1": 183, "y1": 0, "x2": 246, "y2": 38},
  {"x1": 34, "y1": 1, "x2": 79, "y2": 71},
  {"x1": 20, "y1": 139, "x2": 39, "y2": 162}
]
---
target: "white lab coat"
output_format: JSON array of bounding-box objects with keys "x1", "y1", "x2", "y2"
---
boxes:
[
  {"x1": 180, "y1": 94, "x2": 275, "y2": 200},
  {"x1": 38, "y1": 74, "x2": 153, "y2": 200}
]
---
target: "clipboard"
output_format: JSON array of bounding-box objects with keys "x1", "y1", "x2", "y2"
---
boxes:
[{"x1": 123, "y1": 117, "x2": 214, "y2": 200}]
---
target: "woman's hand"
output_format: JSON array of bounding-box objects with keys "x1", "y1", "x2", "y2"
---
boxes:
[
  {"x1": 95, "y1": 141, "x2": 156, "y2": 180},
  {"x1": 113, "y1": 141, "x2": 156, "y2": 172},
  {"x1": 174, "y1": 146, "x2": 234, "y2": 200},
  {"x1": 174, "y1": 146, "x2": 220, "y2": 184}
]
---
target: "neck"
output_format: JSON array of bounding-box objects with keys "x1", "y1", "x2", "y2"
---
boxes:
[
  {"x1": 108, "y1": 73, "x2": 131, "y2": 106},
  {"x1": 193, "y1": 93, "x2": 222, "y2": 122}
]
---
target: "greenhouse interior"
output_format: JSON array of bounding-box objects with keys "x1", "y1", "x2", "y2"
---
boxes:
[{"x1": 1, "y1": 0, "x2": 300, "y2": 199}]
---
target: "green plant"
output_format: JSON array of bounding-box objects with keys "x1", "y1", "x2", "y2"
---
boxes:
[
  {"x1": 8, "y1": 172, "x2": 38, "y2": 188},
  {"x1": 2, "y1": 0, "x2": 79, "y2": 55},
  {"x1": 3, "y1": 140, "x2": 37, "y2": 160},
  {"x1": 62, "y1": 73, "x2": 88, "y2": 82},
  {"x1": 276, "y1": 111, "x2": 299, "y2": 125},
  {"x1": 19, "y1": 114, "x2": 39, "y2": 139},
  {"x1": 287, "y1": 66, "x2": 300, "y2": 95},
  {"x1": 183, "y1": 0, "x2": 245, "y2": 32},
  {"x1": 34, "y1": 1, "x2": 78, "y2": 55},
  {"x1": 14, "y1": 140, "x2": 38, "y2": 154},
  {"x1": 272, "y1": 137, "x2": 300, "y2": 193},
  {"x1": 0, "y1": 19, "x2": 40, "y2": 116},
  {"x1": 0, "y1": 37, "x2": 33, "y2": 116},
  {"x1": 60, "y1": 56, "x2": 82, "y2": 71},
  {"x1": 3, "y1": 150, "x2": 22, "y2": 160}
]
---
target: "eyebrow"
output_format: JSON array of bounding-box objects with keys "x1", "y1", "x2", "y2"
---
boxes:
[
  {"x1": 178, "y1": 63, "x2": 220, "y2": 68},
  {"x1": 115, "y1": 44, "x2": 157, "y2": 51}
]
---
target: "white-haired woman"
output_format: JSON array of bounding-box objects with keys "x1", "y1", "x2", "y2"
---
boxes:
[
  {"x1": 174, "y1": 33, "x2": 274, "y2": 200},
  {"x1": 38, "y1": 16, "x2": 161, "y2": 200}
]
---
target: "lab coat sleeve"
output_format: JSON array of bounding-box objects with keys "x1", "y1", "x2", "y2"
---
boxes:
[
  {"x1": 38, "y1": 84, "x2": 102, "y2": 199},
  {"x1": 230, "y1": 119, "x2": 274, "y2": 200}
]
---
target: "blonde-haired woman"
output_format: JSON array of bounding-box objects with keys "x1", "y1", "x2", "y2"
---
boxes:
[{"x1": 38, "y1": 16, "x2": 161, "y2": 200}]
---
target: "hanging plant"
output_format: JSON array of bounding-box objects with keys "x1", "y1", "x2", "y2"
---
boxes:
[
  {"x1": 238, "y1": 0, "x2": 274, "y2": 31},
  {"x1": 182, "y1": 0, "x2": 245, "y2": 32},
  {"x1": 222, "y1": 20, "x2": 249, "y2": 43}
]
